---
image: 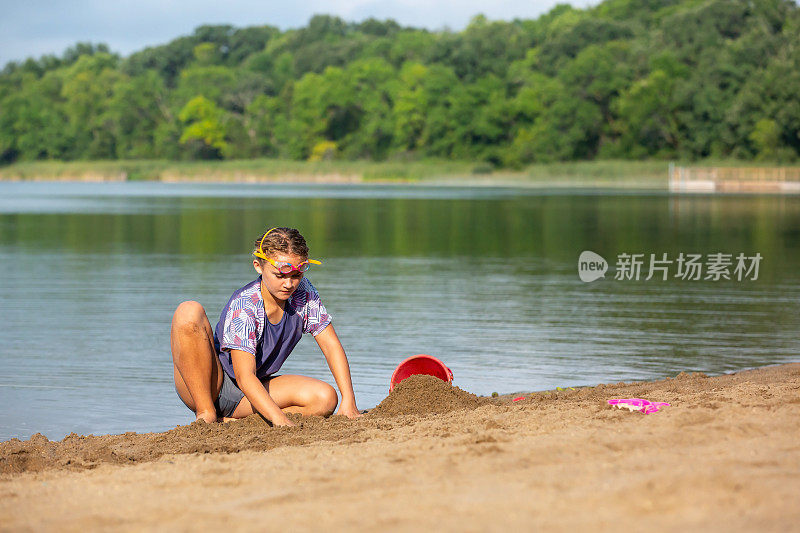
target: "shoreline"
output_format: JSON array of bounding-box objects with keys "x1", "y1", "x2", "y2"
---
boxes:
[
  {"x1": 0, "y1": 361, "x2": 794, "y2": 446},
  {"x1": 2, "y1": 362, "x2": 798, "y2": 530},
  {"x1": 2, "y1": 159, "x2": 797, "y2": 187},
  {"x1": 2, "y1": 362, "x2": 797, "y2": 462},
  {"x1": 0, "y1": 175, "x2": 671, "y2": 191},
  {"x1": 0, "y1": 159, "x2": 681, "y2": 190}
]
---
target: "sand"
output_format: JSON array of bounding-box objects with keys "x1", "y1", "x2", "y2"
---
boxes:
[{"x1": 1, "y1": 364, "x2": 799, "y2": 531}]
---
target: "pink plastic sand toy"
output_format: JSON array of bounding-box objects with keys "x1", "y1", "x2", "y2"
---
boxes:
[{"x1": 607, "y1": 398, "x2": 671, "y2": 414}]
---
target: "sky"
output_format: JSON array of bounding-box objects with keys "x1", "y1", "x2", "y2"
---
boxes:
[{"x1": 0, "y1": 0, "x2": 598, "y2": 67}]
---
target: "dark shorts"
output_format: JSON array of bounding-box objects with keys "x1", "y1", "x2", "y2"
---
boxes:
[
  {"x1": 175, "y1": 370, "x2": 245, "y2": 419},
  {"x1": 214, "y1": 371, "x2": 245, "y2": 418}
]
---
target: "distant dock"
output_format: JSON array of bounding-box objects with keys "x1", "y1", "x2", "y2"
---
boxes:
[{"x1": 669, "y1": 164, "x2": 800, "y2": 194}]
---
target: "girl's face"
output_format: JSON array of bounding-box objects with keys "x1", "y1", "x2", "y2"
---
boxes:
[{"x1": 253, "y1": 252, "x2": 306, "y2": 301}]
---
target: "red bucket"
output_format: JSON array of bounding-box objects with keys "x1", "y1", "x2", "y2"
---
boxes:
[{"x1": 389, "y1": 354, "x2": 453, "y2": 392}]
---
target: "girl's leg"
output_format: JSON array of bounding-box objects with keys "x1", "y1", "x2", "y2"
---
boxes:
[
  {"x1": 171, "y1": 301, "x2": 224, "y2": 423},
  {"x1": 228, "y1": 375, "x2": 338, "y2": 420}
]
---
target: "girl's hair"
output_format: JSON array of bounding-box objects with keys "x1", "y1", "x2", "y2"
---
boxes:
[{"x1": 253, "y1": 227, "x2": 309, "y2": 262}]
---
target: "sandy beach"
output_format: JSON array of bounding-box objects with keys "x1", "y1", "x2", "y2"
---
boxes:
[{"x1": 2, "y1": 364, "x2": 799, "y2": 531}]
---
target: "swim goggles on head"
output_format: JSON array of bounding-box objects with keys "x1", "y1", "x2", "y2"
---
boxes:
[
  {"x1": 262, "y1": 257, "x2": 321, "y2": 274},
  {"x1": 253, "y1": 227, "x2": 322, "y2": 273}
]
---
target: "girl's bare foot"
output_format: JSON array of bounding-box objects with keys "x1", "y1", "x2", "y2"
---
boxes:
[{"x1": 195, "y1": 410, "x2": 218, "y2": 423}]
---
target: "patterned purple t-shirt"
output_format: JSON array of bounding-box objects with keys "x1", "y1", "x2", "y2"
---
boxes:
[{"x1": 213, "y1": 276, "x2": 332, "y2": 380}]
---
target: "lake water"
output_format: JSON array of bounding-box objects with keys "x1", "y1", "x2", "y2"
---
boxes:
[{"x1": 1, "y1": 181, "x2": 799, "y2": 441}]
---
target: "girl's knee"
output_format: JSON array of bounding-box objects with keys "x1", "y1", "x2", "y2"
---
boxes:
[
  {"x1": 315, "y1": 384, "x2": 338, "y2": 416},
  {"x1": 172, "y1": 301, "x2": 206, "y2": 330}
]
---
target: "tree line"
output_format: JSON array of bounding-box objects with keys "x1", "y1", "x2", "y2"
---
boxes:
[{"x1": 1, "y1": 0, "x2": 798, "y2": 167}]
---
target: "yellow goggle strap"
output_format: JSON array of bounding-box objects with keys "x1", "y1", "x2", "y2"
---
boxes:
[{"x1": 253, "y1": 227, "x2": 278, "y2": 260}]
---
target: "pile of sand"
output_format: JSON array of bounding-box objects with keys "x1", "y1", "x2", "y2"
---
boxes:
[{"x1": 370, "y1": 374, "x2": 492, "y2": 416}]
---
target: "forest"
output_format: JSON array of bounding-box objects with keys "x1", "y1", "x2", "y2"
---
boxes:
[{"x1": 0, "y1": 0, "x2": 798, "y2": 167}]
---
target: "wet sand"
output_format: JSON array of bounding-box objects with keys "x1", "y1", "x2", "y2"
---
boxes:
[{"x1": 2, "y1": 364, "x2": 799, "y2": 531}]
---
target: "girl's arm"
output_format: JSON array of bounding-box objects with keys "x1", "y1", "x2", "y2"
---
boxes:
[
  {"x1": 230, "y1": 349, "x2": 295, "y2": 427},
  {"x1": 314, "y1": 325, "x2": 362, "y2": 418}
]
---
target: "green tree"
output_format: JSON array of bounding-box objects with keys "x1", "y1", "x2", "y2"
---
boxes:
[
  {"x1": 407, "y1": 65, "x2": 460, "y2": 157},
  {"x1": 386, "y1": 31, "x2": 437, "y2": 67},
  {"x1": 725, "y1": 33, "x2": 800, "y2": 160},
  {"x1": 226, "y1": 26, "x2": 278, "y2": 65},
  {"x1": 506, "y1": 72, "x2": 602, "y2": 163},
  {"x1": 749, "y1": 119, "x2": 782, "y2": 160},
  {"x1": 107, "y1": 71, "x2": 170, "y2": 158},
  {"x1": 538, "y1": 15, "x2": 633, "y2": 74},
  {"x1": 245, "y1": 94, "x2": 284, "y2": 157},
  {"x1": 2, "y1": 0, "x2": 799, "y2": 165},
  {"x1": 610, "y1": 54, "x2": 688, "y2": 158},
  {"x1": 339, "y1": 58, "x2": 396, "y2": 158},
  {"x1": 445, "y1": 75, "x2": 513, "y2": 161},
  {"x1": 193, "y1": 43, "x2": 221, "y2": 65},
  {"x1": 393, "y1": 62, "x2": 430, "y2": 150},
  {"x1": 174, "y1": 65, "x2": 236, "y2": 105},
  {"x1": 0, "y1": 74, "x2": 70, "y2": 160},
  {"x1": 178, "y1": 96, "x2": 229, "y2": 158},
  {"x1": 559, "y1": 42, "x2": 633, "y2": 122},
  {"x1": 59, "y1": 53, "x2": 123, "y2": 158},
  {"x1": 426, "y1": 16, "x2": 532, "y2": 82}
]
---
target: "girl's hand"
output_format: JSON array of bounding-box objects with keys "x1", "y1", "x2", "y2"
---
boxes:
[{"x1": 336, "y1": 402, "x2": 363, "y2": 419}]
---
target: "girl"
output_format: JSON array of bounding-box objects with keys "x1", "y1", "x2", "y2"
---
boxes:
[{"x1": 171, "y1": 227, "x2": 361, "y2": 427}]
